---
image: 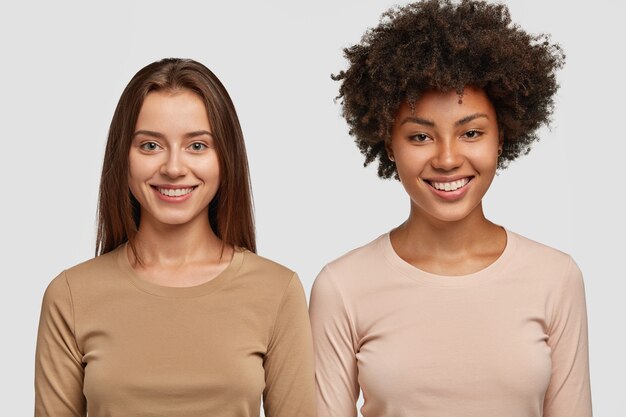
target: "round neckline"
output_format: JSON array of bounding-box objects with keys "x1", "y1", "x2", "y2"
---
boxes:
[
  {"x1": 381, "y1": 228, "x2": 517, "y2": 288},
  {"x1": 115, "y1": 243, "x2": 245, "y2": 298}
]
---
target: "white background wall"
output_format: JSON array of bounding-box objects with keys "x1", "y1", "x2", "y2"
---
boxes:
[{"x1": 1, "y1": 0, "x2": 624, "y2": 415}]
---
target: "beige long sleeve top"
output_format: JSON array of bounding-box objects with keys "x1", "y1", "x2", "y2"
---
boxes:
[
  {"x1": 309, "y1": 229, "x2": 592, "y2": 417},
  {"x1": 35, "y1": 244, "x2": 315, "y2": 417}
]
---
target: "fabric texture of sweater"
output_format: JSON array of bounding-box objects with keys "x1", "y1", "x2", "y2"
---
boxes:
[
  {"x1": 35, "y1": 244, "x2": 316, "y2": 417},
  {"x1": 309, "y1": 229, "x2": 592, "y2": 417}
]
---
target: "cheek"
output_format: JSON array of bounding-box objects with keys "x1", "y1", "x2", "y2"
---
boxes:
[
  {"x1": 127, "y1": 154, "x2": 158, "y2": 201},
  {"x1": 127, "y1": 164, "x2": 144, "y2": 200},
  {"x1": 394, "y1": 147, "x2": 430, "y2": 179},
  {"x1": 191, "y1": 155, "x2": 221, "y2": 184},
  {"x1": 128, "y1": 152, "x2": 147, "y2": 180},
  {"x1": 127, "y1": 154, "x2": 140, "y2": 186},
  {"x1": 467, "y1": 145, "x2": 499, "y2": 173},
  {"x1": 128, "y1": 152, "x2": 161, "y2": 180}
]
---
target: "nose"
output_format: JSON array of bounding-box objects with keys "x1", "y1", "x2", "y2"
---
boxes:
[
  {"x1": 160, "y1": 150, "x2": 187, "y2": 178},
  {"x1": 431, "y1": 139, "x2": 463, "y2": 171}
]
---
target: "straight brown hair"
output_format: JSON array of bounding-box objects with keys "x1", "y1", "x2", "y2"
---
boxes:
[{"x1": 96, "y1": 58, "x2": 256, "y2": 258}]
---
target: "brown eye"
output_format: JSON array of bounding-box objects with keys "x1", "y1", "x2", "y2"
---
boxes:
[
  {"x1": 409, "y1": 133, "x2": 430, "y2": 143},
  {"x1": 463, "y1": 130, "x2": 482, "y2": 139}
]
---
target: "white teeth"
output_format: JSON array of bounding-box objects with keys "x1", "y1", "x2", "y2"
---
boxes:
[
  {"x1": 430, "y1": 178, "x2": 470, "y2": 192},
  {"x1": 158, "y1": 187, "x2": 194, "y2": 197}
]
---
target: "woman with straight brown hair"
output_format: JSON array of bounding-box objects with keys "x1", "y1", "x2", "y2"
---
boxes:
[{"x1": 35, "y1": 58, "x2": 315, "y2": 417}]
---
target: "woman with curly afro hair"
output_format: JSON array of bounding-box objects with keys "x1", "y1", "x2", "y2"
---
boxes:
[{"x1": 309, "y1": 1, "x2": 592, "y2": 416}]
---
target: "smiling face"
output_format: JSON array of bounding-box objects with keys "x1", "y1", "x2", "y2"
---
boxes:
[
  {"x1": 128, "y1": 89, "x2": 220, "y2": 229},
  {"x1": 389, "y1": 87, "x2": 502, "y2": 223}
]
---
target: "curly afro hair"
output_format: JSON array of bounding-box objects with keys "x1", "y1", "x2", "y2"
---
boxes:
[{"x1": 333, "y1": 0, "x2": 565, "y2": 178}]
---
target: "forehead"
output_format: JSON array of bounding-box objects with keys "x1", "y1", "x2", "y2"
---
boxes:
[
  {"x1": 397, "y1": 86, "x2": 496, "y2": 123},
  {"x1": 136, "y1": 89, "x2": 210, "y2": 131}
]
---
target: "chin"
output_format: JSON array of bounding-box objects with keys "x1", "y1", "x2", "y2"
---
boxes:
[
  {"x1": 431, "y1": 212, "x2": 473, "y2": 223},
  {"x1": 155, "y1": 217, "x2": 196, "y2": 226},
  {"x1": 145, "y1": 210, "x2": 204, "y2": 227},
  {"x1": 415, "y1": 202, "x2": 482, "y2": 224}
]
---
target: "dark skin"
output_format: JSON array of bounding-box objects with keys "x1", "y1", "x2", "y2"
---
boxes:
[
  {"x1": 387, "y1": 87, "x2": 506, "y2": 275},
  {"x1": 333, "y1": 0, "x2": 564, "y2": 179}
]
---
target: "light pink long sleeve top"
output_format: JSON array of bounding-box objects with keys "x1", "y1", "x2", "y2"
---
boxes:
[{"x1": 309, "y1": 230, "x2": 592, "y2": 417}]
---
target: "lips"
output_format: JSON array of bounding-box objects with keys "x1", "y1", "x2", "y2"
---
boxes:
[
  {"x1": 150, "y1": 185, "x2": 198, "y2": 199},
  {"x1": 428, "y1": 177, "x2": 471, "y2": 192},
  {"x1": 423, "y1": 176, "x2": 474, "y2": 197},
  {"x1": 156, "y1": 187, "x2": 195, "y2": 197}
]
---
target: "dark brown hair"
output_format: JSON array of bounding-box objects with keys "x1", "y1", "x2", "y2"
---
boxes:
[
  {"x1": 96, "y1": 58, "x2": 256, "y2": 258},
  {"x1": 333, "y1": 0, "x2": 565, "y2": 178}
]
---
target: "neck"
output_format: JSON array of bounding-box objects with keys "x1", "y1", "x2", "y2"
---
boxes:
[
  {"x1": 132, "y1": 212, "x2": 225, "y2": 266},
  {"x1": 394, "y1": 201, "x2": 500, "y2": 256}
]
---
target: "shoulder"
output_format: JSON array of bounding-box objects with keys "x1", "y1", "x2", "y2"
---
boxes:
[
  {"x1": 507, "y1": 229, "x2": 583, "y2": 286},
  {"x1": 509, "y1": 230, "x2": 570, "y2": 262},
  {"x1": 41, "y1": 247, "x2": 121, "y2": 307},
  {"x1": 44, "y1": 246, "x2": 125, "y2": 301},
  {"x1": 42, "y1": 270, "x2": 71, "y2": 305},
  {"x1": 234, "y1": 250, "x2": 308, "y2": 314},
  {"x1": 325, "y1": 234, "x2": 387, "y2": 273},
  {"x1": 238, "y1": 250, "x2": 299, "y2": 289},
  {"x1": 505, "y1": 231, "x2": 590, "y2": 327},
  {"x1": 509, "y1": 230, "x2": 574, "y2": 264},
  {"x1": 64, "y1": 248, "x2": 119, "y2": 277},
  {"x1": 313, "y1": 234, "x2": 388, "y2": 291}
]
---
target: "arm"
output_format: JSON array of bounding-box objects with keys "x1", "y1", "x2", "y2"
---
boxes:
[
  {"x1": 309, "y1": 266, "x2": 359, "y2": 417},
  {"x1": 544, "y1": 258, "x2": 592, "y2": 417},
  {"x1": 35, "y1": 272, "x2": 86, "y2": 417},
  {"x1": 263, "y1": 273, "x2": 316, "y2": 417}
]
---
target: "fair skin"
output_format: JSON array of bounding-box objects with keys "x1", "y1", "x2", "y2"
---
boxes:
[
  {"x1": 127, "y1": 88, "x2": 233, "y2": 287},
  {"x1": 387, "y1": 86, "x2": 506, "y2": 276}
]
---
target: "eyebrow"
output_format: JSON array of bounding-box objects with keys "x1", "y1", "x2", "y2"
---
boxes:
[
  {"x1": 400, "y1": 113, "x2": 489, "y2": 127},
  {"x1": 454, "y1": 113, "x2": 489, "y2": 127},
  {"x1": 133, "y1": 130, "x2": 214, "y2": 139},
  {"x1": 400, "y1": 116, "x2": 435, "y2": 127}
]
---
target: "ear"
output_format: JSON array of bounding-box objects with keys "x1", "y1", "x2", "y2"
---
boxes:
[
  {"x1": 385, "y1": 141, "x2": 395, "y2": 162},
  {"x1": 498, "y1": 129, "x2": 504, "y2": 155}
]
